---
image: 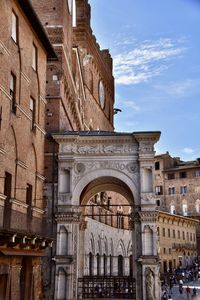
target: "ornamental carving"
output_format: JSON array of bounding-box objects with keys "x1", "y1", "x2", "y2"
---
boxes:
[
  {"x1": 72, "y1": 161, "x2": 139, "y2": 187},
  {"x1": 139, "y1": 141, "x2": 154, "y2": 153},
  {"x1": 61, "y1": 143, "x2": 137, "y2": 155}
]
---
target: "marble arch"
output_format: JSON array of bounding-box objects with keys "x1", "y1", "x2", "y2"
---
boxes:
[{"x1": 53, "y1": 130, "x2": 161, "y2": 300}]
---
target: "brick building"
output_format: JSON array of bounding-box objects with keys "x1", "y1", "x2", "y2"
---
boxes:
[
  {"x1": 30, "y1": 0, "x2": 116, "y2": 298},
  {"x1": 0, "y1": 0, "x2": 56, "y2": 299},
  {"x1": 154, "y1": 153, "x2": 200, "y2": 256},
  {"x1": 157, "y1": 211, "x2": 198, "y2": 273}
]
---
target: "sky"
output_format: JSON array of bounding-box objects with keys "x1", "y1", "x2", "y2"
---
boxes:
[{"x1": 88, "y1": 0, "x2": 200, "y2": 161}]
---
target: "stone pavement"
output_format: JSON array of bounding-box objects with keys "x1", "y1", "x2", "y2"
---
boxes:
[{"x1": 169, "y1": 280, "x2": 200, "y2": 300}]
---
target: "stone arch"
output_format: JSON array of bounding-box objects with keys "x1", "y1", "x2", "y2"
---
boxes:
[
  {"x1": 116, "y1": 239, "x2": 126, "y2": 256},
  {"x1": 127, "y1": 241, "x2": 132, "y2": 256},
  {"x1": 74, "y1": 169, "x2": 137, "y2": 208}
]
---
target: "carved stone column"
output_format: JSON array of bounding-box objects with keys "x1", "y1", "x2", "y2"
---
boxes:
[{"x1": 134, "y1": 132, "x2": 161, "y2": 300}]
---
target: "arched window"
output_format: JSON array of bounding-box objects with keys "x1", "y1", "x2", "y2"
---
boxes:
[
  {"x1": 97, "y1": 253, "x2": 100, "y2": 276},
  {"x1": 89, "y1": 252, "x2": 93, "y2": 276},
  {"x1": 170, "y1": 204, "x2": 176, "y2": 214},
  {"x1": 109, "y1": 255, "x2": 113, "y2": 276},
  {"x1": 103, "y1": 254, "x2": 107, "y2": 276},
  {"x1": 195, "y1": 199, "x2": 200, "y2": 213},
  {"x1": 144, "y1": 226, "x2": 153, "y2": 255},
  {"x1": 58, "y1": 226, "x2": 68, "y2": 256},
  {"x1": 57, "y1": 269, "x2": 67, "y2": 299},
  {"x1": 129, "y1": 255, "x2": 133, "y2": 277},
  {"x1": 182, "y1": 201, "x2": 188, "y2": 216},
  {"x1": 118, "y1": 255, "x2": 123, "y2": 276}
]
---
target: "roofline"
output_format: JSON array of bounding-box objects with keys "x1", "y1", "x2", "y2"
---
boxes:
[
  {"x1": 17, "y1": 0, "x2": 57, "y2": 59},
  {"x1": 157, "y1": 210, "x2": 200, "y2": 224}
]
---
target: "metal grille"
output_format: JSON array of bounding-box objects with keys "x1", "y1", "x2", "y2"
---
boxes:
[{"x1": 78, "y1": 276, "x2": 136, "y2": 299}]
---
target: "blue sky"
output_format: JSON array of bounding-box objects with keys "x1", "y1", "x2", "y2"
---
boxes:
[{"x1": 88, "y1": 0, "x2": 200, "y2": 160}]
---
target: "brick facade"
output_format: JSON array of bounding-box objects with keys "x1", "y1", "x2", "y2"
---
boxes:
[{"x1": 0, "y1": 0, "x2": 56, "y2": 299}]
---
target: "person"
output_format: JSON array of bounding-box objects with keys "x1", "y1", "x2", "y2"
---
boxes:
[
  {"x1": 186, "y1": 286, "x2": 190, "y2": 299},
  {"x1": 179, "y1": 284, "x2": 183, "y2": 294},
  {"x1": 192, "y1": 287, "x2": 197, "y2": 295}
]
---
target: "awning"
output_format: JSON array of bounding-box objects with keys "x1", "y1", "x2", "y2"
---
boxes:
[{"x1": 0, "y1": 247, "x2": 46, "y2": 257}]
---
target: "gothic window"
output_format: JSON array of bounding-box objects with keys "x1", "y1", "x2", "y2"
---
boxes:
[
  {"x1": 96, "y1": 253, "x2": 100, "y2": 276},
  {"x1": 58, "y1": 226, "x2": 68, "y2": 256},
  {"x1": 155, "y1": 185, "x2": 163, "y2": 195},
  {"x1": 118, "y1": 255, "x2": 123, "y2": 276},
  {"x1": 103, "y1": 254, "x2": 107, "y2": 276},
  {"x1": 144, "y1": 226, "x2": 153, "y2": 255},
  {"x1": 109, "y1": 255, "x2": 113, "y2": 276},
  {"x1": 129, "y1": 255, "x2": 133, "y2": 277},
  {"x1": 57, "y1": 269, "x2": 67, "y2": 299},
  {"x1": 89, "y1": 252, "x2": 93, "y2": 276}
]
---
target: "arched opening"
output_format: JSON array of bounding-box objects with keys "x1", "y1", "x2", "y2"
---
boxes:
[
  {"x1": 118, "y1": 255, "x2": 123, "y2": 276},
  {"x1": 57, "y1": 268, "x2": 67, "y2": 299},
  {"x1": 78, "y1": 176, "x2": 136, "y2": 298},
  {"x1": 58, "y1": 226, "x2": 68, "y2": 256}
]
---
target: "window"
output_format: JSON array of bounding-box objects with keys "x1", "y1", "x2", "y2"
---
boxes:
[
  {"x1": 168, "y1": 229, "x2": 170, "y2": 238},
  {"x1": 157, "y1": 227, "x2": 160, "y2": 236},
  {"x1": 10, "y1": 73, "x2": 16, "y2": 113},
  {"x1": 180, "y1": 186, "x2": 187, "y2": 194},
  {"x1": 196, "y1": 200, "x2": 200, "y2": 213},
  {"x1": 155, "y1": 186, "x2": 163, "y2": 195},
  {"x1": 195, "y1": 170, "x2": 200, "y2": 177},
  {"x1": 32, "y1": 44, "x2": 37, "y2": 70},
  {"x1": 89, "y1": 252, "x2": 93, "y2": 276},
  {"x1": 178, "y1": 230, "x2": 180, "y2": 239},
  {"x1": 169, "y1": 248, "x2": 171, "y2": 255},
  {"x1": 118, "y1": 255, "x2": 123, "y2": 276},
  {"x1": 0, "y1": 106, "x2": 2, "y2": 130},
  {"x1": 26, "y1": 184, "x2": 33, "y2": 218},
  {"x1": 182, "y1": 203, "x2": 188, "y2": 216},
  {"x1": 30, "y1": 97, "x2": 36, "y2": 130},
  {"x1": 170, "y1": 204, "x2": 176, "y2": 214},
  {"x1": 3, "y1": 172, "x2": 12, "y2": 228},
  {"x1": 156, "y1": 199, "x2": 161, "y2": 207},
  {"x1": 72, "y1": 0, "x2": 76, "y2": 27},
  {"x1": 168, "y1": 173, "x2": 175, "y2": 180},
  {"x1": 173, "y1": 230, "x2": 175, "y2": 238},
  {"x1": 97, "y1": 254, "x2": 100, "y2": 276},
  {"x1": 183, "y1": 231, "x2": 185, "y2": 240},
  {"x1": 168, "y1": 187, "x2": 175, "y2": 195},
  {"x1": 67, "y1": 0, "x2": 72, "y2": 14},
  {"x1": 11, "y1": 11, "x2": 18, "y2": 43},
  {"x1": 162, "y1": 228, "x2": 165, "y2": 237},
  {"x1": 163, "y1": 248, "x2": 166, "y2": 254},
  {"x1": 155, "y1": 161, "x2": 160, "y2": 170},
  {"x1": 180, "y1": 171, "x2": 187, "y2": 178}
]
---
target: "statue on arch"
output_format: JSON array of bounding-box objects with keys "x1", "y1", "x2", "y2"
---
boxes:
[{"x1": 145, "y1": 267, "x2": 155, "y2": 300}]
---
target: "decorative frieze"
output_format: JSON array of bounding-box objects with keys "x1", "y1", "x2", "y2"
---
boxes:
[{"x1": 61, "y1": 143, "x2": 137, "y2": 155}]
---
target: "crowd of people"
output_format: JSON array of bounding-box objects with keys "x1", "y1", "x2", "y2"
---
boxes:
[{"x1": 161, "y1": 263, "x2": 200, "y2": 300}]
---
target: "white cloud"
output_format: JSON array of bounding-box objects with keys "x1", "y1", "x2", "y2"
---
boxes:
[
  {"x1": 153, "y1": 78, "x2": 200, "y2": 98},
  {"x1": 182, "y1": 147, "x2": 195, "y2": 154},
  {"x1": 113, "y1": 38, "x2": 186, "y2": 85},
  {"x1": 123, "y1": 100, "x2": 140, "y2": 111}
]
